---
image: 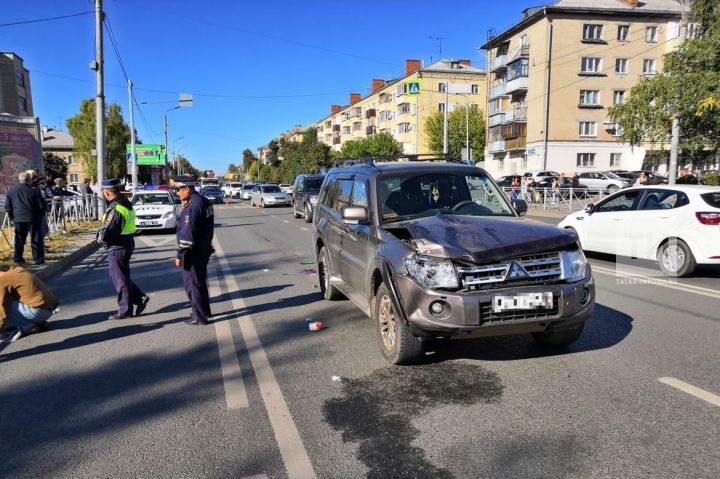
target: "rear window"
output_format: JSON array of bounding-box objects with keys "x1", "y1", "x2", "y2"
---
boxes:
[
  {"x1": 263, "y1": 185, "x2": 281, "y2": 193},
  {"x1": 701, "y1": 192, "x2": 720, "y2": 208}
]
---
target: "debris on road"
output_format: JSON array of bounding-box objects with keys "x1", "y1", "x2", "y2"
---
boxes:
[
  {"x1": 332, "y1": 376, "x2": 342, "y2": 382},
  {"x1": 309, "y1": 321, "x2": 326, "y2": 331}
]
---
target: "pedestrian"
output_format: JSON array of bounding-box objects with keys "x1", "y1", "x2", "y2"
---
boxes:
[
  {"x1": 80, "y1": 178, "x2": 96, "y2": 217},
  {"x1": 511, "y1": 176, "x2": 520, "y2": 200},
  {"x1": 96, "y1": 178, "x2": 149, "y2": 320},
  {"x1": 551, "y1": 176, "x2": 560, "y2": 203},
  {"x1": 0, "y1": 266, "x2": 59, "y2": 342},
  {"x1": 635, "y1": 172, "x2": 648, "y2": 186},
  {"x1": 173, "y1": 177, "x2": 214, "y2": 325},
  {"x1": 3, "y1": 172, "x2": 46, "y2": 266},
  {"x1": 50, "y1": 178, "x2": 70, "y2": 198}
]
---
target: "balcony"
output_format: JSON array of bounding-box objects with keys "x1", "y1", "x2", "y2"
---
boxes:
[
  {"x1": 504, "y1": 106, "x2": 527, "y2": 123},
  {"x1": 366, "y1": 126, "x2": 376, "y2": 135},
  {"x1": 491, "y1": 54, "x2": 507, "y2": 71},
  {"x1": 488, "y1": 113, "x2": 506, "y2": 127},
  {"x1": 489, "y1": 83, "x2": 507, "y2": 99},
  {"x1": 332, "y1": 124, "x2": 340, "y2": 132},
  {"x1": 489, "y1": 140, "x2": 506, "y2": 152},
  {"x1": 505, "y1": 136, "x2": 527, "y2": 150},
  {"x1": 506, "y1": 76, "x2": 528, "y2": 95},
  {"x1": 365, "y1": 108, "x2": 376, "y2": 118}
]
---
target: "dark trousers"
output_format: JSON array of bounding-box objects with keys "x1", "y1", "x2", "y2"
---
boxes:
[
  {"x1": 107, "y1": 247, "x2": 145, "y2": 316},
  {"x1": 14, "y1": 221, "x2": 44, "y2": 264},
  {"x1": 181, "y1": 252, "x2": 212, "y2": 322}
]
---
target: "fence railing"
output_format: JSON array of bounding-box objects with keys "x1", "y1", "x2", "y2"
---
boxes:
[{"x1": 502, "y1": 187, "x2": 608, "y2": 213}]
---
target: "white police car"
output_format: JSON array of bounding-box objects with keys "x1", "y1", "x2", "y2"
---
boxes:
[{"x1": 131, "y1": 189, "x2": 179, "y2": 232}]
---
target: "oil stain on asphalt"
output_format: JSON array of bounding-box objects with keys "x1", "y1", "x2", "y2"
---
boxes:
[{"x1": 323, "y1": 362, "x2": 503, "y2": 479}]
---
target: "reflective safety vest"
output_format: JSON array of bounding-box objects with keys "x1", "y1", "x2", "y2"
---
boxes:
[{"x1": 114, "y1": 203, "x2": 137, "y2": 235}]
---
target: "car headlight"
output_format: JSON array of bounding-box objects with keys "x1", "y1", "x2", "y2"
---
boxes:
[
  {"x1": 161, "y1": 211, "x2": 173, "y2": 219},
  {"x1": 309, "y1": 195, "x2": 319, "y2": 205},
  {"x1": 403, "y1": 256, "x2": 459, "y2": 289},
  {"x1": 560, "y1": 249, "x2": 588, "y2": 282}
]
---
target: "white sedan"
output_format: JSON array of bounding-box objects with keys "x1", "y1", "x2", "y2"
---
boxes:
[
  {"x1": 559, "y1": 185, "x2": 720, "y2": 277},
  {"x1": 131, "y1": 190, "x2": 178, "y2": 232},
  {"x1": 249, "y1": 184, "x2": 290, "y2": 207}
]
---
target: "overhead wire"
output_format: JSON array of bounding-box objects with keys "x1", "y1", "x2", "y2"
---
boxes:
[{"x1": 0, "y1": 11, "x2": 94, "y2": 27}]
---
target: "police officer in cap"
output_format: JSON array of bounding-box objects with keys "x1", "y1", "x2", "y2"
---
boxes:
[
  {"x1": 97, "y1": 178, "x2": 150, "y2": 320},
  {"x1": 173, "y1": 177, "x2": 214, "y2": 325}
]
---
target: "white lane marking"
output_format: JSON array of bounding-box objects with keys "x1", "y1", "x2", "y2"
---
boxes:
[
  {"x1": 241, "y1": 475, "x2": 269, "y2": 479},
  {"x1": 136, "y1": 236, "x2": 176, "y2": 247},
  {"x1": 300, "y1": 227, "x2": 309, "y2": 231},
  {"x1": 658, "y1": 377, "x2": 720, "y2": 408},
  {"x1": 213, "y1": 239, "x2": 317, "y2": 479},
  {"x1": 283, "y1": 220, "x2": 289, "y2": 223},
  {"x1": 592, "y1": 265, "x2": 720, "y2": 300},
  {"x1": 210, "y1": 259, "x2": 249, "y2": 410}
]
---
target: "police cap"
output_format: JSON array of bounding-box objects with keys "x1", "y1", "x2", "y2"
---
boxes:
[{"x1": 101, "y1": 178, "x2": 122, "y2": 189}]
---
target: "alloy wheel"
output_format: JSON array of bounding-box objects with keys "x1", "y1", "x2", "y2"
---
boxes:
[
  {"x1": 378, "y1": 294, "x2": 396, "y2": 352},
  {"x1": 661, "y1": 244, "x2": 685, "y2": 274}
]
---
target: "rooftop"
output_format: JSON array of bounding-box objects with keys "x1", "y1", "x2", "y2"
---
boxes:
[{"x1": 41, "y1": 128, "x2": 74, "y2": 149}]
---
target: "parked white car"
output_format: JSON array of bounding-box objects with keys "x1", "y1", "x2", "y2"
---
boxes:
[
  {"x1": 240, "y1": 184, "x2": 255, "y2": 200},
  {"x1": 559, "y1": 185, "x2": 720, "y2": 277},
  {"x1": 222, "y1": 182, "x2": 244, "y2": 198},
  {"x1": 249, "y1": 184, "x2": 290, "y2": 207},
  {"x1": 577, "y1": 171, "x2": 632, "y2": 193},
  {"x1": 131, "y1": 189, "x2": 178, "y2": 232}
]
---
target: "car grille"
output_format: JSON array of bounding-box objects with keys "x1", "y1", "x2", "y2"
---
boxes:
[
  {"x1": 457, "y1": 252, "x2": 562, "y2": 291},
  {"x1": 480, "y1": 296, "x2": 560, "y2": 323},
  {"x1": 137, "y1": 214, "x2": 162, "y2": 220}
]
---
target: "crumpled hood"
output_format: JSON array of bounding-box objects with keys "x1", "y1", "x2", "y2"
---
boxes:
[{"x1": 386, "y1": 215, "x2": 576, "y2": 264}]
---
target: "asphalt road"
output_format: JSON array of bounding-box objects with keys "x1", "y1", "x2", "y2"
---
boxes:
[{"x1": 1, "y1": 200, "x2": 718, "y2": 478}]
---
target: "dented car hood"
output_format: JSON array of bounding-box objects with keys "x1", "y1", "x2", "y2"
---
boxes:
[{"x1": 385, "y1": 214, "x2": 576, "y2": 264}]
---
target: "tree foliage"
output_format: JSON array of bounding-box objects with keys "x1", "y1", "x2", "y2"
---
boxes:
[
  {"x1": 66, "y1": 99, "x2": 133, "y2": 181},
  {"x1": 338, "y1": 132, "x2": 404, "y2": 158},
  {"x1": 610, "y1": 0, "x2": 720, "y2": 164},
  {"x1": 176, "y1": 155, "x2": 202, "y2": 178},
  {"x1": 242, "y1": 149, "x2": 258, "y2": 173},
  {"x1": 42, "y1": 153, "x2": 68, "y2": 182},
  {"x1": 276, "y1": 127, "x2": 333, "y2": 184},
  {"x1": 267, "y1": 139, "x2": 280, "y2": 167},
  {"x1": 424, "y1": 104, "x2": 486, "y2": 160}
]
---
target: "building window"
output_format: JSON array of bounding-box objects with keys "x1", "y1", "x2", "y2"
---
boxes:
[
  {"x1": 397, "y1": 123, "x2": 412, "y2": 134},
  {"x1": 69, "y1": 155, "x2": 78, "y2": 165},
  {"x1": 687, "y1": 22, "x2": 699, "y2": 39},
  {"x1": 583, "y1": 24, "x2": 604, "y2": 42},
  {"x1": 70, "y1": 174, "x2": 79, "y2": 183},
  {"x1": 438, "y1": 103, "x2": 445, "y2": 113},
  {"x1": 580, "y1": 57, "x2": 602, "y2": 74},
  {"x1": 471, "y1": 84, "x2": 479, "y2": 94},
  {"x1": 610, "y1": 153, "x2": 622, "y2": 168},
  {"x1": 507, "y1": 58, "x2": 529, "y2": 80},
  {"x1": 577, "y1": 153, "x2": 596, "y2": 167},
  {"x1": 520, "y1": 34, "x2": 528, "y2": 47},
  {"x1": 617, "y1": 24, "x2": 630, "y2": 41},
  {"x1": 613, "y1": 90, "x2": 626, "y2": 105},
  {"x1": 579, "y1": 90, "x2": 600, "y2": 106},
  {"x1": 18, "y1": 96, "x2": 27, "y2": 112},
  {"x1": 646, "y1": 26, "x2": 658, "y2": 42},
  {"x1": 643, "y1": 59, "x2": 657, "y2": 75},
  {"x1": 579, "y1": 121, "x2": 597, "y2": 137},
  {"x1": 342, "y1": 126, "x2": 351, "y2": 135},
  {"x1": 15, "y1": 70, "x2": 25, "y2": 87},
  {"x1": 352, "y1": 122, "x2": 362, "y2": 132},
  {"x1": 438, "y1": 82, "x2": 447, "y2": 93},
  {"x1": 615, "y1": 58, "x2": 628, "y2": 74}
]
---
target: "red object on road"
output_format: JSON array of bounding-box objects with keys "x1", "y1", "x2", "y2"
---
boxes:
[{"x1": 309, "y1": 321, "x2": 326, "y2": 331}]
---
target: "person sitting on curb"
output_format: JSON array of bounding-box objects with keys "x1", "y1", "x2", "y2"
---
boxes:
[{"x1": 0, "y1": 266, "x2": 59, "y2": 342}]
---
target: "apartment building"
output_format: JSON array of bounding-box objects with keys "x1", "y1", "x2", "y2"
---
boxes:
[
  {"x1": 481, "y1": 0, "x2": 684, "y2": 177},
  {"x1": 315, "y1": 59, "x2": 487, "y2": 158},
  {"x1": 0, "y1": 52, "x2": 33, "y2": 117},
  {"x1": 41, "y1": 128, "x2": 87, "y2": 187}
]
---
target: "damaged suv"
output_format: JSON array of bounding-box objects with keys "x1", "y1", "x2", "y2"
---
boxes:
[{"x1": 313, "y1": 157, "x2": 595, "y2": 364}]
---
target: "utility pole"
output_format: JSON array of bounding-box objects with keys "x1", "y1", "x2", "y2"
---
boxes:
[
  {"x1": 164, "y1": 106, "x2": 180, "y2": 181},
  {"x1": 669, "y1": 0, "x2": 688, "y2": 185},
  {"x1": 128, "y1": 80, "x2": 137, "y2": 191},
  {"x1": 94, "y1": 0, "x2": 105, "y2": 217}
]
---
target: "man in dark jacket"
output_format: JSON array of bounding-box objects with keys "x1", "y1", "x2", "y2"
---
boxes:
[
  {"x1": 4, "y1": 172, "x2": 46, "y2": 266},
  {"x1": 96, "y1": 179, "x2": 149, "y2": 320},
  {"x1": 173, "y1": 177, "x2": 214, "y2": 325}
]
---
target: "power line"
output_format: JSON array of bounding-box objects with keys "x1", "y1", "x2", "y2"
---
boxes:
[{"x1": 0, "y1": 11, "x2": 94, "y2": 27}]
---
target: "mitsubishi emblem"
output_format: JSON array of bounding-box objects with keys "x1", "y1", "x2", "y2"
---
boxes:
[{"x1": 507, "y1": 262, "x2": 529, "y2": 280}]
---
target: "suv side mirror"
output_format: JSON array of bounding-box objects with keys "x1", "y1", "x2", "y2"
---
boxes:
[
  {"x1": 342, "y1": 206, "x2": 368, "y2": 224},
  {"x1": 585, "y1": 204, "x2": 595, "y2": 215},
  {"x1": 513, "y1": 199, "x2": 528, "y2": 216}
]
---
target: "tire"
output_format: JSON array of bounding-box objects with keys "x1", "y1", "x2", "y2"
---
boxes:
[
  {"x1": 374, "y1": 283, "x2": 423, "y2": 365},
  {"x1": 607, "y1": 184, "x2": 619, "y2": 193},
  {"x1": 260, "y1": 199, "x2": 265, "y2": 208},
  {"x1": 657, "y1": 239, "x2": 696, "y2": 277},
  {"x1": 317, "y1": 247, "x2": 342, "y2": 300},
  {"x1": 293, "y1": 204, "x2": 301, "y2": 219},
  {"x1": 304, "y1": 204, "x2": 313, "y2": 223},
  {"x1": 532, "y1": 322, "x2": 585, "y2": 347}
]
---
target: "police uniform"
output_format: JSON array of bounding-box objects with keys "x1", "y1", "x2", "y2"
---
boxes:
[
  {"x1": 97, "y1": 179, "x2": 149, "y2": 320},
  {"x1": 175, "y1": 180, "x2": 214, "y2": 324}
]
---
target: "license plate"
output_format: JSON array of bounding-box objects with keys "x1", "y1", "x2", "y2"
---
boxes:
[
  {"x1": 139, "y1": 221, "x2": 155, "y2": 226},
  {"x1": 492, "y1": 292, "x2": 553, "y2": 313}
]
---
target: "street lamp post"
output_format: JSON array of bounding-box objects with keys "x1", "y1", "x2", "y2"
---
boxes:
[
  {"x1": 164, "y1": 106, "x2": 180, "y2": 181},
  {"x1": 172, "y1": 136, "x2": 184, "y2": 174}
]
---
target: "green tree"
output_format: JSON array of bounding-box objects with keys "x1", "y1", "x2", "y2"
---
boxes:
[
  {"x1": 176, "y1": 155, "x2": 202, "y2": 178},
  {"x1": 276, "y1": 127, "x2": 332, "y2": 183},
  {"x1": 267, "y1": 139, "x2": 280, "y2": 167},
  {"x1": 42, "y1": 153, "x2": 68, "y2": 182},
  {"x1": 66, "y1": 99, "x2": 132, "y2": 181},
  {"x1": 610, "y1": 0, "x2": 720, "y2": 165},
  {"x1": 424, "y1": 104, "x2": 486, "y2": 160},
  {"x1": 339, "y1": 132, "x2": 404, "y2": 158},
  {"x1": 242, "y1": 149, "x2": 258, "y2": 172}
]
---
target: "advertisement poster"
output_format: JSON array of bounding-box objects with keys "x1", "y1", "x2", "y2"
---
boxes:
[{"x1": 0, "y1": 117, "x2": 42, "y2": 211}]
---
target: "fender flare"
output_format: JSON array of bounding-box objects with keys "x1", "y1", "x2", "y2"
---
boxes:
[{"x1": 379, "y1": 259, "x2": 407, "y2": 324}]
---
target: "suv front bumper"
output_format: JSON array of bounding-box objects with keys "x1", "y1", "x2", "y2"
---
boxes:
[{"x1": 393, "y1": 274, "x2": 594, "y2": 337}]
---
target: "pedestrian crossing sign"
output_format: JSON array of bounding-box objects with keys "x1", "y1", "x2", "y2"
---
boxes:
[{"x1": 407, "y1": 81, "x2": 421, "y2": 96}]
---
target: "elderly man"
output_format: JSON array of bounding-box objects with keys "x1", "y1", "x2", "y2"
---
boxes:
[
  {"x1": 4, "y1": 172, "x2": 47, "y2": 266},
  {"x1": 0, "y1": 266, "x2": 59, "y2": 342},
  {"x1": 96, "y1": 178, "x2": 149, "y2": 320}
]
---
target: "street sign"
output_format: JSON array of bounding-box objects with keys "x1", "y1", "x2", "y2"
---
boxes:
[
  {"x1": 126, "y1": 144, "x2": 166, "y2": 165},
  {"x1": 407, "y1": 81, "x2": 421, "y2": 96}
]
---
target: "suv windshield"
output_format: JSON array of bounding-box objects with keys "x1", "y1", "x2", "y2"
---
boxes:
[
  {"x1": 378, "y1": 171, "x2": 514, "y2": 223},
  {"x1": 304, "y1": 178, "x2": 324, "y2": 190},
  {"x1": 262, "y1": 185, "x2": 281, "y2": 193},
  {"x1": 603, "y1": 171, "x2": 622, "y2": 180}
]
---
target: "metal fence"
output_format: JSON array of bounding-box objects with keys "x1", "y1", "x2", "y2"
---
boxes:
[
  {"x1": 1, "y1": 194, "x2": 99, "y2": 253},
  {"x1": 501, "y1": 187, "x2": 608, "y2": 213}
]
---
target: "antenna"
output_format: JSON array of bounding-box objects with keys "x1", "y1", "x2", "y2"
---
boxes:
[{"x1": 429, "y1": 35, "x2": 447, "y2": 60}]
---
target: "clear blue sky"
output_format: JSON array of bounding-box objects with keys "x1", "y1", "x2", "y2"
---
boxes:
[{"x1": 3, "y1": 0, "x2": 540, "y2": 175}]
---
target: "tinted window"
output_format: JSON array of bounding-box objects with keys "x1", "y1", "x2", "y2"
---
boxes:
[
  {"x1": 640, "y1": 190, "x2": 689, "y2": 210},
  {"x1": 579, "y1": 173, "x2": 591, "y2": 179},
  {"x1": 701, "y1": 192, "x2": 720, "y2": 208},
  {"x1": 335, "y1": 180, "x2": 354, "y2": 211},
  {"x1": 304, "y1": 178, "x2": 324, "y2": 190},
  {"x1": 350, "y1": 180, "x2": 368, "y2": 207},
  {"x1": 596, "y1": 190, "x2": 640, "y2": 212},
  {"x1": 319, "y1": 175, "x2": 337, "y2": 207},
  {"x1": 262, "y1": 185, "x2": 281, "y2": 193}
]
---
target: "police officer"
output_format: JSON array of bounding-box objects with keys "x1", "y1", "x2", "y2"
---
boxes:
[
  {"x1": 173, "y1": 177, "x2": 214, "y2": 325},
  {"x1": 97, "y1": 179, "x2": 150, "y2": 320}
]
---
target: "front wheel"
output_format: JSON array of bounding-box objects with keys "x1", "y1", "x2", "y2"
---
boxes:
[
  {"x1": 607, "y1": 184, "x2": 619, "y2": 193},
  {"x1": 317, "y1": 247, "x2": 342, "y2": 300},
  {"x1": 532, "y1": 323, "x2": 585, "y2": 347},
  {"x1": 260, "y1": 199, "x2": 265, "y2": 208},
  {"x1": 374, "y1": 283, "x2": 423, "y2": 365},
  {"x1": 304, "y1": 204, "x2": 313, "y2": 223},
  {"x1": 658, "y1": 239, "x2": 696, "y2": 277},
  {"x1": 293, "y1": 204, "x2": 301, "y2": 219}
]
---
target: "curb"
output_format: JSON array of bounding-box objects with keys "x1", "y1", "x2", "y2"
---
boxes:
[{"x1": 33, "y1": 237, "x2": 101, "y2": 281}]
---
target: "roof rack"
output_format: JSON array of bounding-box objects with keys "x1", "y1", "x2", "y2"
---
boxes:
[{"x1": 333, "y1": 153, "x2": 466, "y2": 168}]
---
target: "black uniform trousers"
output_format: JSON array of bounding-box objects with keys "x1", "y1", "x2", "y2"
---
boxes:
[
  {"x1": 14, "y1": 220, "x2": 44, "y2": 264},
  {"x1": 108, "y1": 246, "x2": 145, "y2": 316},
  {"x1": 181, "y1": 250, "x2": 212, "y2": 323}
]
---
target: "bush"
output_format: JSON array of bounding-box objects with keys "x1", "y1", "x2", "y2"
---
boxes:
[{"x1": 700, "y1": 171, "x2": 720, "y2": 186}]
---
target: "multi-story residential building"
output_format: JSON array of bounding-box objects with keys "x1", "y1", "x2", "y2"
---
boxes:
[
  {"x1": 315, "y1": 59, "x2": 487, "y2": 158},
  {"x1": 0, "y1": 52, "x2": 33, "y2": 117},
  {"x1": 481, "y1": 0, "x2": 684, "y2": 177},
  {"x1": 41, "y1": 127, "x2": 86, "y2": 187}
]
